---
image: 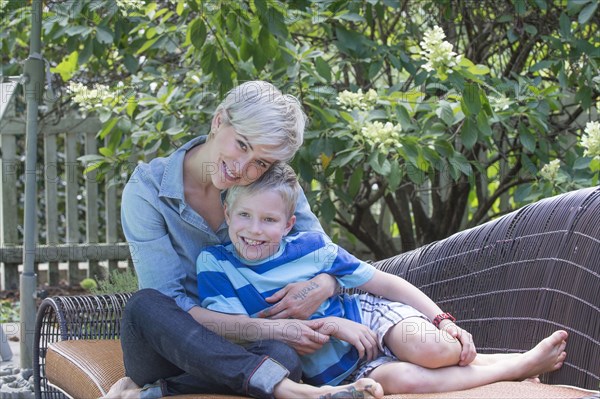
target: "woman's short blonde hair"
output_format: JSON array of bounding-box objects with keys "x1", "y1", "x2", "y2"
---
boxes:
[{"x1": 214, "y1": 81, "x2": 307, "y2": 162}]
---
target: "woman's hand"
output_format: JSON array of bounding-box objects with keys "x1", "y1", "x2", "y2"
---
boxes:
[
  {"x1": 316, "y1": 317, "x2": 380, "y2": 362},
  {"x1": 257, "y1": 274, "x2": 337, "y2": 319},
  {"x1": 271, "y1": 319, "x2": 331, "y2": 355},
  {"x1": 439, "y1": 320, "x2": 477, "y2": 366}
]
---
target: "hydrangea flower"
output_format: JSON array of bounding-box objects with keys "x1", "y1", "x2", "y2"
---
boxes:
[
  {"x1": 420, "y1": 26, "x2": 462, "y2": 73},
  {"x1": 361, "y1": 121, "x2": 402, "y2": 150},
  {"x1": 490, "y1": 94, "x2": 511, "y2": 112},
  {"x1": 581, "y1": 121, "x2": 600, "y2": 158},
  {"x1": 539, "y1": 159, "x2": 561, "y2": 181},
  {"x1": 337, "y1": 89, "x2": 378, "y2": 111},
  {"x1": 115, "y1": 0, "x2": 145, "y2": 16},
  {"x1": 69, "y1": 82, "x2": 116, "y2": 111}
]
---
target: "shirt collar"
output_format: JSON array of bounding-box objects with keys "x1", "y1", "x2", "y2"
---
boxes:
[{"x1": 158, "y1": 135, "x2": 208, "y2": 200}]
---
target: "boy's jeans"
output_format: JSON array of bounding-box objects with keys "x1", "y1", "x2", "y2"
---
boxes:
[{"x1": 121, "y1": 289, "x2": 302, "y2": 398}]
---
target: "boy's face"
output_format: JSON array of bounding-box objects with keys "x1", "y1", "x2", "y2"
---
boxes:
[{"x1": 225, "y1": 191, "x2": 296, "y2": 262}]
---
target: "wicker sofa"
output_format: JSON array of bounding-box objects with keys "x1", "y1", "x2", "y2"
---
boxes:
[{"x1": 33, "y1": 187, "x2": 600, "y2": 399}]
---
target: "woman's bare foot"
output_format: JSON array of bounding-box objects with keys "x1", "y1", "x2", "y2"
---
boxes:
[
  {"x1": 507, "y1": 330, "x2": 567, "y2": 380},
  {"x1": 275, "y1": 377, "x2": 384, "y2": 399},
  {"x1": 101, "y1": 377, "x2": 142, "y2": 399}
]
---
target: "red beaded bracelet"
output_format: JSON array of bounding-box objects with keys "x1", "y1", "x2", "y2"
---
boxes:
[{"x1": 432, "y1": 312, "x2": 456, "y2": 328}]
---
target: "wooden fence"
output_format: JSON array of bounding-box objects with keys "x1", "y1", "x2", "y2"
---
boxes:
[{"x1": 0, "y1": 83, "x2": 131, "y2": 290}]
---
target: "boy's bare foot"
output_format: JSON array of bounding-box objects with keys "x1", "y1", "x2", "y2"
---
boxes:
[
  {"x1": 317, "y1": 379, "x2": 384, "y2": 399},
  {"x1": 275, "y1": 377, "x2": 384, "y2": 399},
  {"x1": 508, "y1": 330, "x2": 567, "y2": 380}
]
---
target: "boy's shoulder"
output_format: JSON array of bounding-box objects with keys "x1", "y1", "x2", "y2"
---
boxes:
[{"x1": 285, "y1": 230, "x2": 331, "y2": 247}]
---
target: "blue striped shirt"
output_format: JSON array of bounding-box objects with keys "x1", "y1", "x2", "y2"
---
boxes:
[{"x1": 196, "y1": 231, "x2": 376, "y2": 386}]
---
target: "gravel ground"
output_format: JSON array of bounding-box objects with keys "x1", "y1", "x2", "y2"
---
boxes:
[{"x1": 1, "y1": 325, "x2": 34, "y2": 399}]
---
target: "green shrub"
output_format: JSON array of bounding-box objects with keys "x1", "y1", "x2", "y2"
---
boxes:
[{"x1": 92, "y1": 268, "x2": 139, "y2": 295}]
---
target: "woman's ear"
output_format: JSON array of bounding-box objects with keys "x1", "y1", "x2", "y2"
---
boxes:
[{"x1": 211, "y1": 112, "x2": 222, "y2": 133}]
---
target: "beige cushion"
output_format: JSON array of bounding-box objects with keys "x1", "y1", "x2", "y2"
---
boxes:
[
  {"x1": 47, "y1": 340, "x2": 125, "y2": 398},
  {"x1": 46, "y1": 340, "x2": 597, "y2": 399}
]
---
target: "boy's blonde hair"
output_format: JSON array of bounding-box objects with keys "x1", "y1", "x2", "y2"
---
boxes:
[
  {"x1": 213, "y1": 81, "x2": 307, "y2": 163},
  {"x1": 225, "y1": 162, "x2": 299, "y2": 218}
]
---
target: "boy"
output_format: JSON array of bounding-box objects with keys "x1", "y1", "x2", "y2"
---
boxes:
[{"x1": 196, "y1": 162, "x2": 567, "y2": 394}]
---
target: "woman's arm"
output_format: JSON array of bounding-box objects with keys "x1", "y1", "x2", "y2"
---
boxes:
[
  {"x1": 121, "y1": 169, "x2": 198, "y2": 312},
  {"x1": 187, "y1": 306, "x2": 330, "y2": 355}
]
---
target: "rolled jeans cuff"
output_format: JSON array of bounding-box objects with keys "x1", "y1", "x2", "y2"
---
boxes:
[{"x1": 247, "y1": 357, "x2": 289, "y2": 399}]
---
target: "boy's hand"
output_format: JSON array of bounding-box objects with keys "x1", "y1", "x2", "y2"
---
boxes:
[
  {"x1": 258, "y1": 274, "x2": 336, "y2": 319},
  {"x1": 316, "y1": 317, "x2": 380, "y2": 362},
  {"x1": 440, "y1": 320, "x2": 477, "y2": 366}
]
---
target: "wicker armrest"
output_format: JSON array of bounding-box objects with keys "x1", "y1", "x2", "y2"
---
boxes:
[
  {"x1": 372, "y1": 186, "x2": 600, "y2": 390},
  {"x1": 34, "y1": 293, "x2": 132, "y2": 399}
]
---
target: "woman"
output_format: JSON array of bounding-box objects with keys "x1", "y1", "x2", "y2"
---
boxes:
[{"x1": 110, "y1": 81, "x2": 385, "y2": 399}]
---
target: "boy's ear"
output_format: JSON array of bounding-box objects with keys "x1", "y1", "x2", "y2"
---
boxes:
[
  {"x1": 284, "y1": 215, "x2": 296, "y2": 235},
  {"x1": 223, "y1": 202, "x2": 231, "y2": 223}
]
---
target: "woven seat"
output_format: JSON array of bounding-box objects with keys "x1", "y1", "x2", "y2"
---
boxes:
[{"x1": 33, "y1": 187, "x2": 600, "y2": 398}]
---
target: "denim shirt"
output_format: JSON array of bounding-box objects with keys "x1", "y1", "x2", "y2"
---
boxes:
[{"x1": 121, "y1": 135, "x2": 324, "y2": 312}]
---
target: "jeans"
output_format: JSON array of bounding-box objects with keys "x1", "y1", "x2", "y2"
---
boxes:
[{"x1": 121, "y1": 289, "x2": 302, "y2": 398}]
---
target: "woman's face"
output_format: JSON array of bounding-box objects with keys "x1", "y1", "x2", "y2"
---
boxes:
[{"x1": 209, "y1": 118, "x2": 276, "y2": 190}]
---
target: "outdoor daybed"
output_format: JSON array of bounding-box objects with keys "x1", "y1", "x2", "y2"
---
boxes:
[{"x1": 33, "y1": 187, "x2": 600, "y2": 399}]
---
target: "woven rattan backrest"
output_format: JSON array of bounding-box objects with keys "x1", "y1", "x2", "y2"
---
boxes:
[{"x1": 372, "y1": 187, "x2": 600, "y2": 390}]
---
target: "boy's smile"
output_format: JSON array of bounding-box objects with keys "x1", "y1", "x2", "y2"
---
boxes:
[{"x1": 225, "y1": 191, "x2": 295, "y2": 262}]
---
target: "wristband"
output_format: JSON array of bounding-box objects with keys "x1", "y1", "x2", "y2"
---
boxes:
[{"x1": 432, "y1": 312, "x2": 456, "y2": 328}]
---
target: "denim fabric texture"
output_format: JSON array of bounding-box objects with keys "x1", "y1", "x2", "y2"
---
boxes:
[
  {"x1": 121, "y1": 135, "x2": 324, "y2": 312},
  {"x1": 121, "y1": 289, "x2": 302, "y2": 398}
]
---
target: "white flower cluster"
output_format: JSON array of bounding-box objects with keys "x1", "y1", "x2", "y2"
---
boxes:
[
  {"x1": 539, "y1": 159, "x2": 561, "y2": 181},
  {"x1": 69, "y1": 82, "x2": 114, "y2": 111},
  {"x1": 337, "y1": 89, "x2": 378, "y2": 111},
  {"x1": 361, "y1": 121, "x2": 401, "y2": 150},
  {"x1": 116, "y1": 0, "x2": 145, "y2": 16},
  {"x1": 490, "y1": 95, "x2": 511, "y2": 112},
  {"x1": 581, "y1": 121, "x2": 600, "y2": 158},
  {"x1": 420, "y1": 26, "x2": 462, "y2": 72}
]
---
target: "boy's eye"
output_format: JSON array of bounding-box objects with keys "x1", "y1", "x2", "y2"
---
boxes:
[
  {"x1": 239, "y1": 212, "x2": 249, "y2": 217},
  {"x1": 264, "y1": 217, "x2": 277, "y2": 222}
]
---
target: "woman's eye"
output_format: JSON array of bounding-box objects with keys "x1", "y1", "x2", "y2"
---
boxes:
[
  {"x1": 239, "y1": 212, "x2": 249, "y2": 217},
  {"x1": 256, "y1": 160, "x2": 267, "y2": 169},
  {"x1": 238, "y1": 140, "x2": 248, "y2": 151}
]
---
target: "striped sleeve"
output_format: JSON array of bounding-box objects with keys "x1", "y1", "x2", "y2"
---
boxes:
[
  {"x1": 196, "y1": 248, "x2": 248, "y2": 315},
  {"x1": 321, "y1": 243, "x2": 376, "y2": 288}
]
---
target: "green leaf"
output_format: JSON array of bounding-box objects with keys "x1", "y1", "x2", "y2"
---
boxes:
[
  {"x1": 320, "y1": 197, "x2": 337, "y2": 224},
  {"x1": 578, "y1": 2, "x2": 598, "y2": 24},
  {"x1": 559, "y1": 12, "x2": 571, "y2": 38},
  {"x1": 369, "y1": 151, "x2": 391, "y2": 175},
  {"x1": 388, "y1": 161, "x2": 403, "y2": 191},
  {"x1": 52, "y1": 51, "x2": 79, "y2": 81},
  {"x1": 136, "y1": 37, "x2": 159, "y2": 54},
  {"x1": 573, "y1": 157, "x2": 591, "y2": 170},
  {"x1": 461, "y1": 83, "x2": 481, "y2": 116},
  {"x1": 477, "y1": 112, "x2": 492, "y2": 136},
  {"x1": 95, "y1": 26, "x2": 114, "y2": 44},
  {"x1": 460, "y1": 116, "x2": 478, "y2": 149},
  {"x1": 467, "y1": 64, "x2": 490, "y2": 75},
  {"x1": 513, "y1": 184, "x2": 533, "y2": 203},
  {"x1": 519, "y1": 123, "x2": 536, "y2": 152},
  {"x1": 189, "y1": 19, "x2": 207, "y2": 49},
  {"x1": 315, "y1": 57, "x2": 332, "y2": 81},
  {"x1": 348, "y1": 167, "x2": 363, "y2": 197}
]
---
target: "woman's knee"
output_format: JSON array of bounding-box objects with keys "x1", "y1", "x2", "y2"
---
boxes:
[{"x1": 262, "y1": 341, "x2": 302, "y2": 382}]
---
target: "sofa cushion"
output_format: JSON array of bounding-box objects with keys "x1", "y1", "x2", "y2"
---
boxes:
[
  {"x1": 46, "y1": 340, "x2": 597, "y2": 399},
  {"x1": 47, "y1": 339, "x2": 125, "y2": 398}
]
